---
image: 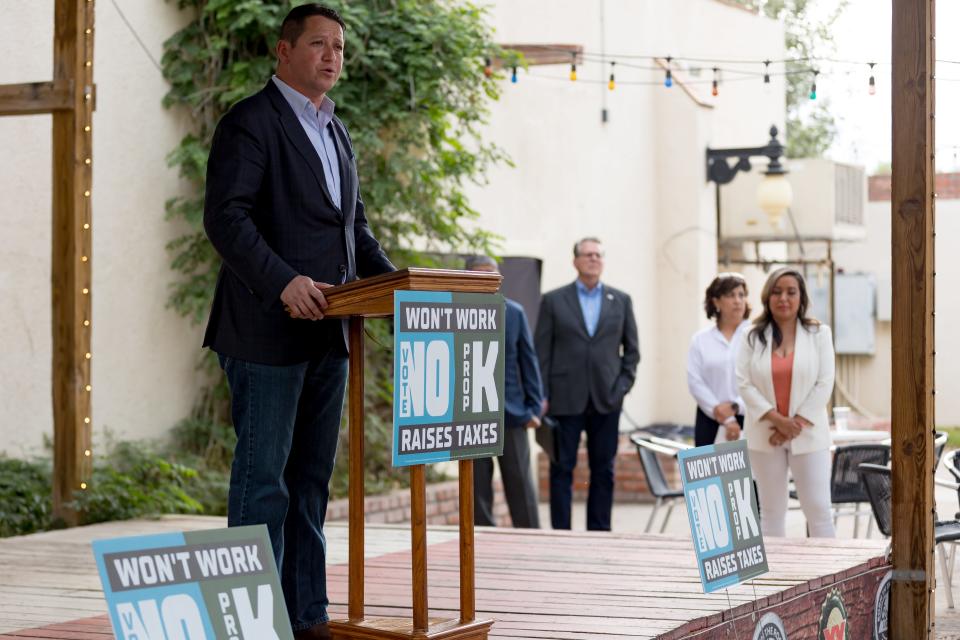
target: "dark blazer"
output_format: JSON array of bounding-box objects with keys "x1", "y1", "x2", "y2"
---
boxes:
[
  {"x1": 203, "y1": 80, "x2": 395, "y2": 365},
  {"x1": 535, "y1": 282, "x2": 640, "y2": 416},
  {"x1": 503, "y1": 298, "x2": 544, "y2": 428}
]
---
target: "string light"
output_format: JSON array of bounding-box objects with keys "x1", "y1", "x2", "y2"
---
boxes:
[
  {"x1": 608, "y1": 61, "x2": 616, "y2": 91},
  {"x1": 868, "y1": 62, "x2": 877, "y2": 95},
  {"x1": 664, "y1": 56, "x2": 673, "y2": 88},
  {"x1": 569, "y1": 52, "x2": 577, "y2": 82},
  {"x1": 809, "y1": 69, "x2": 819, "y2": 100},
  {"x1": 711, "y1": 67, "x2": 719, "y2": 97},
  {"x1": 511, "y1": 66, "x2": 518, "y2": 83},
  {"x1": 483, "y1": 57, "x2": 492, "y2": 78},
  {"x1": 79, "y1": 0, "x2": 95, "y2": 494},
  {"x1": 763, "y1": 60, "x2": 771, "y2": 85}
]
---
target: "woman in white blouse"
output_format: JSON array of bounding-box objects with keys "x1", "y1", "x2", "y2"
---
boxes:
[
  {"x1": 736, "y1": 267, "x2": 835, "y2": 538},
  {"x1": 687, "y1": 273, "x2": 751, "y2": 446}
]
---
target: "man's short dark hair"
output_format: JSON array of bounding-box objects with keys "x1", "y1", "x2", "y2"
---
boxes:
[{"x1": 280, "y1": 4, "x2": 345, "y2": 45}]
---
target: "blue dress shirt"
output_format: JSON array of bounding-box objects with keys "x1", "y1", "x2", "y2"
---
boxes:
[
  {"x1": 575, "y1": 280, "x2": 604, "y2": 337},
  {"x1": 272, "y1": 75, "x2": 342, "y2": 208}
]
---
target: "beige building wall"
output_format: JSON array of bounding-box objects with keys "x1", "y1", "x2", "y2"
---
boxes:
[
  {"x1": 470, "y1": 0, "x2": 785, "y2": 427},
  {"x1": 833, "y1": 197, "x2": 960, "y2": 425},
  {"x1": 0, "y1": 3, "x2": 198, "y2": 454},
  {"x1": 1, "y1": 0, "x2": 784, "y2": 455}
]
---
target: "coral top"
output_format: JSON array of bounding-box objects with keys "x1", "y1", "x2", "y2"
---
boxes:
[{"x1": 771, "y1": 351, "x2": 795, "y2": 416}]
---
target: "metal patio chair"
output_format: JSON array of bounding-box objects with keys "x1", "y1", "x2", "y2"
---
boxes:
[
  {"x1": 630, "y1": 433, "x2": 685, "y2": 534},
  {"x1": 830, "y1": 444, "x2": 890, "y2": 537},
  {"x1": 858, "y1": 462, "x2": 960, "y2": 609}
]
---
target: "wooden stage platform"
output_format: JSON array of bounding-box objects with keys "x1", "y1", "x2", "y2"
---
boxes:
[{"x1": 0, "y1": 515, "x2": 888, "y2": 639}]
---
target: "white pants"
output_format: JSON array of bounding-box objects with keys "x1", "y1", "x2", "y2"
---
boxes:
[{"x1": 750, "y1": 447, "x2": 835, "y2": 538}]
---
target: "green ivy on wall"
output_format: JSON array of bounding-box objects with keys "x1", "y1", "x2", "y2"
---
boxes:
[{"x1": 161, "y1": 0, "x2": 512, "y2": 500}]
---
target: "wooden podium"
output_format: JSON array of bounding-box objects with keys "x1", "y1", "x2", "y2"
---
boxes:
[{"x1": 323, "y1": 268, "x2": 500, "y2": 640}]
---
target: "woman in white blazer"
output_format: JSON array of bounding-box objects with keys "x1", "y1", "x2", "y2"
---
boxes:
[{"x1": 736, "y1": 267, "x2": 836, "y2": 537}]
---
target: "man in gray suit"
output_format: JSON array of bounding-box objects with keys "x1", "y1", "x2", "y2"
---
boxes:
[{"x1": 535, "y1": 237, "x2": 640, "y2": 531}]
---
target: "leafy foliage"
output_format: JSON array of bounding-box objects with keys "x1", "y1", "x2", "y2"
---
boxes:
[
  {"x1": 0, "y1": 441, "x2": 212, "y2": 537},
  {"x1": 735, "y1": 0, "x2": 847, "y2": 158},
  {"x1": 70, "y1": 442, "x2": 204, "y2": 525},
  {"x1": 0, "y1": 457, "x2": 52, "y2": 537},
  {"x1": 161, "y1": 1, "x2": 506, "y2": 496}
]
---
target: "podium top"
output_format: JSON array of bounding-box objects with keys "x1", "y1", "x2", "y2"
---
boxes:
[{"x1": 322, "y1": 267, "x2": 503, "y2": 318}]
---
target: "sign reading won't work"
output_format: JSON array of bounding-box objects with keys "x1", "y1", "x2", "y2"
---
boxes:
[
  {"x1": 392, "y1": 291, "x2": 505, "y2": 467},
  {"x1": 92, "y1": 525, "x2": 292, "y2": 640},
  {"x1": 678, "y1": 439, "x2": 769, "y2": 593}
]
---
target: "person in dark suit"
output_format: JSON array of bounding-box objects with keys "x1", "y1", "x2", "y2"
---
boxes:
[
  {"x1": 465, "y1": 256, "x2": 543, "y2": 529},
  {"x1": 535, "y1": 237, "x2": 640, "y2": 531},
  {"x1": 202, "y1": 5, "x2": 394, "y2": 638}
]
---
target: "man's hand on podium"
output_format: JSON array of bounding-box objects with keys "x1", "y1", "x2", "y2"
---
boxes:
[{"x1": 281, "y1": 275, "x2": 332, "y2": 320}]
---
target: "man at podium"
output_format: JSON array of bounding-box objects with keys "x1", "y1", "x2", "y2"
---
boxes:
[{"x1": 201, "y1": 5, "x2": 394, "y2": 639}]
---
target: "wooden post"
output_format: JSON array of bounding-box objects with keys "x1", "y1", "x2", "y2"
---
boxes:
[
  {"x1": 459, "y1": 460, "x2": 476, "y2": 623},
  {"x1": 348, "y1": 317, "x2": 365, "y2": 621},
  {"x1": 891, "y1": 0, "x2": 936, "y2": 636},
  {"x1": 51, "y1": 0, "x2": 96, "y2": 524},
  {"x1": 411, "y1": 464, "x2": 428, "y2": 632}
]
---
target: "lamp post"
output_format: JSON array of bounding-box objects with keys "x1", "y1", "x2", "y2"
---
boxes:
[{"x1": 706, "y1": 125, "x2": 793, "y2": 232}]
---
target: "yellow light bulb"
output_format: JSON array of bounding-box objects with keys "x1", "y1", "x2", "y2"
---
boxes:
[
  {"x1": 80, "y1": 482, "x2": 87, "y2": 489},
  {"x1": 83, "y1": 320, "x2": 90, "y2": 327},
  {"x1": 84, "y1": 449, "x2": 91, "y2": 456},
  {"x1": 85, "y1": 385, "x2": 92, "y2": 391},
  {"x1": 85, "y1": 352, "x2": 92, "y2": 359},
  {"x1": 84, "y1": 190, "x2": 91, "y2": 197},
  {"x1": 84, "y1": 417, "x2": 91, "y2": 424},
  {"x1": 83, "y1": 223, "x2": 90, "y2": 230},
  {"x1": 82, "y1": 288, "x2": 89, "y2": 294}
]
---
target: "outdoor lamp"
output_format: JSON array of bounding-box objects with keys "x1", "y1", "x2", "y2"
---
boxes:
[
  {"x1": 756, "y1": 163, "x2": 792, "y2": 229},
  {"x1": 706, "y1": 125, "x2": 790, "y2": 229}
]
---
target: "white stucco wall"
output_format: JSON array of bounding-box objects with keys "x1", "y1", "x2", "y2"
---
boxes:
[
  {"x1": 1, "y1": 0, "x2": 784, "y2": 455},
  {"x1": 0, "y1": 3, "x2": 199, "y2": 454},
  {"x1": 470, "y1": 0, "x2": 785, "y2": 427},
  {"x1": 833, "y1": 196, "x2": 960, "y2": 425}
]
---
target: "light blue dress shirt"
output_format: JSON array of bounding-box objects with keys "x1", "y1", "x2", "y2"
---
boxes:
[
  {"x1": 272, "y1": 75, "x2": 342, "y2": 209},
  {"x1": 575, "y1": 279, "x2": 604, "y2": 337}
]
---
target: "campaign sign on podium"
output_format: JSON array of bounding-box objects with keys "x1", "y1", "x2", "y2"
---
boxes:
[
  {"x1": 677, "y1": 439, "x2": 768, "y2": 593},
  {"x1": 393, "y1": 290, "x2": 506, "y2": 467},
  {"x1": 92, "y1": 524, "x2": 292, "y2": 640}
]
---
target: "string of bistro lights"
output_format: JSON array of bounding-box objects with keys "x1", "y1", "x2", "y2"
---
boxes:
[
  {"x1": 486, "y1": 48, "x2": 960, "y2": 96},
  {"x1": 79, "y1": 0, "x2": 95, "y2": 492}
]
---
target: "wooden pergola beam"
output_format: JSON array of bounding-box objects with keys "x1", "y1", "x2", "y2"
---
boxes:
[
  {"x1": 891, "y1": 0, "x2": 935, "y2": 636},
  {"x1": 495, "y1": 44, "x2": 583, "y2": 67},
  {"x1": 0, "y1": 82, "x2": 75, "y2": 116},
  {"x1": 50, "y1": 0, "x2": 96, "y2": 525}
]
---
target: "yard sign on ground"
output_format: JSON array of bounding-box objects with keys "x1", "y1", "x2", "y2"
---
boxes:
[
  {"x1": 92, "y1": 525, "x2": 292, "y2": 640},
  {"x1": 678, "y1": 439, "x2": 768, "y2": 592},
  {"x1": 393, "y1": 290, "x2": 505, "y2": 467}
]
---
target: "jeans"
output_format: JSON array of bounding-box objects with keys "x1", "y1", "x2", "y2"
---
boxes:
[
  {"x1": 549, "y1": 406, "x2": 621, "y2": 531},
  {"x1": 219, "y1": 351, "x2": 348, "y2": 631}
]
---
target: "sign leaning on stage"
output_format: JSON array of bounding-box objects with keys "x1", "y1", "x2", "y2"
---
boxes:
[
  {"x1": 92, "y1": 525, "x2": 292, "y2": 640},
  {"x1": 393, "y1": 290, "x2": 506, "y2": 467},
  {"x1": 678, "y1": 439, "x2": 769, "y2": 592}
]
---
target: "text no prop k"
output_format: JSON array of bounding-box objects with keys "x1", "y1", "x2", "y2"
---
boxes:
[
  {"x1": 677, "y1": 439, "x2": 768, "y2": 593},
  {"x1": 92, "y1": 524, "x2": 293, "y2": 639},
  {"x1": 393, "y1": 291, "x2": 506, "y2": 467}
]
